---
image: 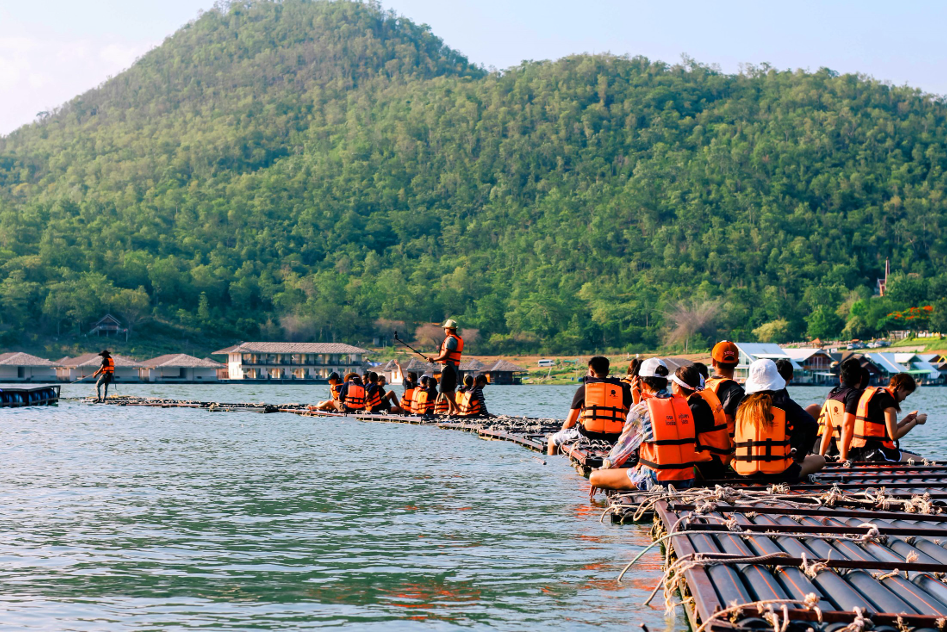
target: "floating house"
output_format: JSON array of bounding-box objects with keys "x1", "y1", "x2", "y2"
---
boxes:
[
  {"x1": 140, "y1": 354, "x2": 225, "y2": 383},
  {"x1": 458, "y1": 358, "x2": 487, "y2": 380},
  {"x1": 0, "y1": 352, "x2": 57, "y2": 382},
  {"x1": 483, "y1": 360, "x2": 527, "y2": 385},
  {"x1": 733, "y1": 343, "x2": 802, "y2": 382},
  {"x1": 213, "y1": 342, "x2": 368, "y2": 381},
  {"x1": 56, "y1": 353, "x2": 143, "y2": 382},
  {"x1": 402, "y1": 358, "x2": 441, "y2": 377},
  {"x1": 839, "y1": 352, "x2": 885, "y2": 385},
  {"x1": 781, "y1": 348, "x2": 836, "y2": 384}
]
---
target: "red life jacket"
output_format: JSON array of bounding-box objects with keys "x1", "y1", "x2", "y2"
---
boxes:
[
  {"x1": 637, "y1": 395, "x2": 699, "y2": 482},
  {"x1": 851, "y1": 387, "x2": 896, "y2": 450},
  {"x1": 440, "y1": 334, "x2": 464, "y2": 366}
]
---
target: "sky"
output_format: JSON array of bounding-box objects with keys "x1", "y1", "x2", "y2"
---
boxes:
[{"x1": 1, "y1": 0, "x2": 946, "y2": 136}]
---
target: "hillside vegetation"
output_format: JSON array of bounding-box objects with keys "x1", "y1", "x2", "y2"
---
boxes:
[{"x1": 2, "y1": 0, "x2": 947, "y2": 356}]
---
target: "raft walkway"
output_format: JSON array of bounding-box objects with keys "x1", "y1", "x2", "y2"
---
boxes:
[{"x1": 76, "y1": 395, "x2": 947, "y2": 630}]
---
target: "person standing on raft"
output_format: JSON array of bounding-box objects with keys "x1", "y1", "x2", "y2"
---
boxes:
[
  {"x1": 547, "y1": 356, "x2": 632, "y2": 455},
  {"x1": 588, "y1": 358, "x2": 699, "y2": 492},
  {"x1": 427, "y1": 319, "x2": 463, "y2": 416},
  {"x1": 91, "y1": 350, "x2": 115, "y2": 402}
]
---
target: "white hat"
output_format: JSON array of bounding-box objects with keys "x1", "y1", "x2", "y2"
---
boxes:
[
  {"x1": 639, "y1": 357, "x2": 668, "y2": 378},
  {"x1": 744, "y1": 359, "x2": 786, "y2": 394}
]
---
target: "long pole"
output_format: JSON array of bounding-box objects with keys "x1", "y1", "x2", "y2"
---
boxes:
[{"x1": 393, "y1": 331, "x2": 429, "y2": 362}]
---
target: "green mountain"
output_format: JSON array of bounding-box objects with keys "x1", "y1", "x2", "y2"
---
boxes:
[{"x1": 2, "y1": 0, "x2": 946, "y2": 356}]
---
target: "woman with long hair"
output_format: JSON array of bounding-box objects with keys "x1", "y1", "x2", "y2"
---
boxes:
[{"x1": 847, "y1": 373, "x2": 927, "y2": 462}]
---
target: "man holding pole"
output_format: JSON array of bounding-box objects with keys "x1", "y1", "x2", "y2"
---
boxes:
[
  {"x1": 91, "y1": 350, "x2": 115, "y2": 402},
  {"x1": 427, "y1": 319, "x2": 463, "y2": 416}
]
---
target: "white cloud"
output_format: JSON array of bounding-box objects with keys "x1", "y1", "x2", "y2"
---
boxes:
[{"x1": 0, "y1": 36, "x2": 155, "y2": 136}]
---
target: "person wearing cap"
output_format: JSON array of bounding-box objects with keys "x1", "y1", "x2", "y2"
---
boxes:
[
  {"x1": 310, "y1": 372, "x2": 343, "y2": 411},
  {"x1": 670, "y1": 365, "x2": 733, "y2": 480},
  {"x1": 427, "y1": 319, "x2": 463, "y2": 416},
  {"x1": 547, "y1": 356, "x2": 632, "y2": 455},
  {"x1": 91, "y1": 350, "x2": 115, "y2": 402},
  {"x1": 706, "y1": 341, "x2": 745, "y2": 438},
  {"x1": 589, "y1": 357, "x2": 699, "y2": 492},
  {"x1": 732, "y1": 359, "x2": 824, "y2": 483}
]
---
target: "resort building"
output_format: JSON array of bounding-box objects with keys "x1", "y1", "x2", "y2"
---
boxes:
[
  {"x1": 140, "y1": 354, "x2": 225, "y2": 383},
  {"x1": 781, "y1": 348, "x2": 836, "y2": 384},
  {"x1": 0, "y1": 352, "x2": 57, "y2": 382},
  {"x1": 56, "y1": 353, "x2": 143, "y2": 382},
  {"x1": 483, "y1": 360, "x2": 528, "y2": 385},
  {"x1": 213, "y1": 342, "x2": 368, "y2": 381},
  {"x1": 733, "y1": 343, "x2": 802, "y2": 382}
]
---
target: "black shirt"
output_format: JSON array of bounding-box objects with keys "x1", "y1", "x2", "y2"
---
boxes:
[
  {"x1": 768, "y1": 389, "x2": 819, "y2": 459},
  {"x1": 687, "y1": 393, "x2": 716, "y2": 448},
  {"x1": 403, "y1": 379, "x2": 416, "y2": 394},
  {"x1": 570, "y1": 378, "x2": 633, "y2": 410},
  {"x1": 865, "y1": 389, "x2": 898, "y2": 423},
  {"x1": 710, "y1": 376, "x2": 745, "y2": 418},
  {"x1": 827, "y1": 385, "x2": 862, "y2": 416}
]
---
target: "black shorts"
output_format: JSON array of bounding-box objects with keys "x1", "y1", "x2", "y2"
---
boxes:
[
  {"x1": 439, "y1": 364, "x2": 458, "y2": 393},
  {"x1": 850, "y1": 443, "x2": 901, "y2": 462},
  {"x1": 737, "y1": 462, "x2": 803, "y2": 485}
]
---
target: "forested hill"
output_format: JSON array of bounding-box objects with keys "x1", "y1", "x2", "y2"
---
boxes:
[{"x1": 2, "y1": 0, "x2": 947, "y2": 356}]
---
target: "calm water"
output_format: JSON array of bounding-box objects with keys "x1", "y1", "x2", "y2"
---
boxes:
[{"x1": 1, "y1": 383, "x2": 946, "y2": 630}]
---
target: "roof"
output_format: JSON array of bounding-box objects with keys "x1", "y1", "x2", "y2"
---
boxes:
[
  {"x1": 0, "y1": 352, "x2": 55, "y2": 367},
  {"x1": 403, "y1": 358, "x2": 439, "y2": 373},
  {"x1": 911, "y1": 360, "x2": 942, "y2": 380},
  {"x1": 58, "y1": 353, "x2": 143, "y2": 368},
  {"x1": 663, "y1": 357, "x2": 694, "y2": 373},
  {"x1": 212, "y1": 342, "x2": 368, "y2": 355},
  {"x1": 782, "y1": 348, "x2": 833, "y2": 362},
  {"x1": 459, "y1": 358, "x2": 486, "y2": 371},
  {"x1": 142, "y1": 354, "x2": 225, "y2": 369},
  {"x1": 864, "y1": 353, "x2": 907, "y2": 374},
  {"x1": 93, "y1": 314, "x2": 122, "y2": 325},
  {"x1": 487, "y1": 359, "x2": 527, "y2": 372},
  {"x1": 736, "y1": 343, "x2": 802, "y2": 370}
]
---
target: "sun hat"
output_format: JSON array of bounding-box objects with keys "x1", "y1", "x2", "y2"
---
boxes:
[
  {"x1": 744, "y1": 359, "x2": 786, "y2": 394},
  {"x1": 98, "y1": 349, "x2": 111, "y2": 357},
  {"x1": 711, "y1": 341, "x2": 739, "y2": 363},
  {"x1": 442, "y1": 319, "x2": 458, "y2": 329},
  {"x1": 639, "y1": 357, "x2": 668, "y2": 378}
]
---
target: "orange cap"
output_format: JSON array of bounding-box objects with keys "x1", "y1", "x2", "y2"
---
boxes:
[{"x1": 711, "y1": 341, "x2": 739, "y2": 363}]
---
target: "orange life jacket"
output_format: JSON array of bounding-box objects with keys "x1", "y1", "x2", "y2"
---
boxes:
[
  {"x1": 440, "y1": 334, "x2": 464, "y2": 366},
  {"x1": 694, "y1": 388, "x2": 733, "y2": 465},
  {"x1": 102, "y1": 357, "x2": 115, "y2": 374},
  {"x1": 343, "y1": 383, "x2": 365, "y2": 410},
  {"x1": 434, "y1": 395, "x2": 450, "y2": 415},
  {"x1": 400, "y1": 386, "x2": 416, "y2": 410},
  {"x1": 637, "y1": 395, "x2": 700, "y2": 482},
  {"x1": 330, "y1": 383, "x2": 342, "y2": 401},
  {"x1": 459, "y1": 391, "x2": 482, "y2": 416},
  {"x1": 364, "y1": 384, "x2": 382, "y2": 411},
  {"x1": 705, "y1": 377, "x2": 738, "y2": 438},
  {"x1": 817, "y1": 399, "x2": 845, "y2": 442},
  {"x1": 579, "y1": 378, "x2": 628, "y2": 435},
  {"x1": 733, "y1": 406, "x2": 793, "y2": 476},
  {"x1": 851, "y1": 387, "x2": 896, "y2": 449},
  {"x1": 412, "y1": 389, "x2": 433, "y2": 415}
]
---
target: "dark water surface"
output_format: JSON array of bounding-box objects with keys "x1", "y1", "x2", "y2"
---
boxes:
[{"x1": 2, "y1": 383, "x2": 946, "y2": 630}]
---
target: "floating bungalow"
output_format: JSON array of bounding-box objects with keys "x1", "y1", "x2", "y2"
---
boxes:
[
  {"x1": 782, "y1": 348, "x2": 836, "y2": 384},
  {"x1": 483, "y1": 360, "x2": 527, "y2": 385},
  {"x1": 56, "y1": 353, "x2": 143, "y2": 382},
  {"x1": 0, "y1": 352, "x2": 57, "y2": 383},
  {"x1": 140, "y1": 354, "x2": 225, "y2": 383},
  {"x1": 213, "y1": 342, "x2": 368, "y2": 381},
  {"x1": 733, "y1": 343, "x2": 802, "y2": 382}
]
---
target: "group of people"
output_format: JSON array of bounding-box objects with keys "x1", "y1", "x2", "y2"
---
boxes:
[
  {"x1": 309, "y1": 320, "x2": 490, "y2": 418},
  {"x1": 547, "y1": 341, "x2": 929, "y2": 494}
]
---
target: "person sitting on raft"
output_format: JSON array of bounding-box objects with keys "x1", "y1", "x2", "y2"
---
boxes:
[
  {"x1": 363, "y1": 372, "x2": 387, "y2": 413},
  {"x1": 815, "y1": 358, "x2": 864, "y2": 460},
  {"x1": 412, "y1": 376, "x2": 437, "y2": 417},
  {"x1": 588, "y1": 358, "x2": 699, "y2": 492},
  {"x1": 670, "y1": 365, "x2": 733, "y2": 480},
  {"x1": 337, "y1": 373, "x2": 366, "y2": 413},
  {"x1": 376, "y1": 374, "x2": 405, "y2": 413},
  {"x1": 547, "y1": 356, "x2": 631, "y2": 455},
  {"x1": 458, "y1": 374, "x2": 490, "y2": 417},
  {"x1": 705, "y1": 341, "x2": 745, "y2": 440},
  {"x1": 846, "y1": 373, "x2": 927, "y2": 462},
  {"x1": 732, "y1": 359, "x2": 824, "y2": 483},
  {"x1": 398, "y1": 371, "x2": 418, "y2": 413},
  {"x1": 310, "y1": 372, "x2": 343, "y2": 411}
]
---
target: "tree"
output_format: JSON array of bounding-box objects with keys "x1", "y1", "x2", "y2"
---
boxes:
[
  {"x1": 664, "y1": 300, "x2": 720, "y2": 353},
  {"x1": 806, "y1": 306, "x2": 844, "y2": 341},
  {"x1": 752, "y1": 319, "x2": 790, "y2": 343}
]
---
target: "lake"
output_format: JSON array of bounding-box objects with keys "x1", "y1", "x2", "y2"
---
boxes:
[{"x1": 1, "y1": 383, "x2": 945, "y2": 630}]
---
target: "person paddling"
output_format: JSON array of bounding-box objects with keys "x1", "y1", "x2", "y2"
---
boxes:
[
  {"x1": 91, "y1": 350, "x2": 115, "y2": 402},
  {"x1": 427, "y1": 319, "x2": 463, "y2": 416}
]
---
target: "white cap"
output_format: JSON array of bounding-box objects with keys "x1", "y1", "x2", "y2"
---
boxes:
[
  {"x1": 744, "y1": 359, "x2": 786, "y2": 394},
  {"x1": 639, "y1": 357, "x2": 668, "y2": 378}
]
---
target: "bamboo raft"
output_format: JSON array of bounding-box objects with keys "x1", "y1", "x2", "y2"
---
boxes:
[{"x1": 78, "y1": 395, "x2": 947, "y2": 630}]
